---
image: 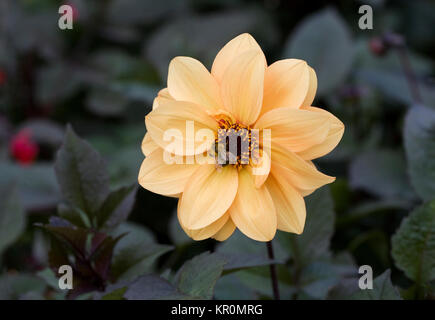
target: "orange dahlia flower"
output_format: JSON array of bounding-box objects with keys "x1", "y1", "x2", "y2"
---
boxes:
[{"x1": 139, "y1": 33, "x2": 344, "y2": 242}]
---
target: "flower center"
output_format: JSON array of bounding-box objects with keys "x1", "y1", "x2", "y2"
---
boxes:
[{"x1": 214, "y1": 119, "x2": 259, "y2": 169}]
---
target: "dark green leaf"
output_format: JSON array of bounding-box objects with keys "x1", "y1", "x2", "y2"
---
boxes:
[
  {"x1": 214, "y1": 274, "x2": 258, "y2": 300},
  {"x1": 0, "y1": 162, "x2": 59, "y2": 211},
  {"x1": 299, "y1": 261, "x2": 340, "y2": 299},
  {"x1": 284, "y1": 8, "x2": 354, "y2": 95},
  {"x1": 277, "y1": 186, "x2": 335, "y2": 267},
  {"x1": 350, "y1": 270, "x2": 401, "y2": 300},
  {"x1": 145, "y1": 10, "x2": 272, "y2": 79},
  {"x1": 0, "y1": 185, "x2": 25, "y2": 255},
  {"x1": 349, "y1": 149, "x2": 415, "y2": 201},
  {"x1": 392, "y1": 200, "x2": 435, "y2": 284},
  {"x1": 54, "y1": 125, "x2": 110, "y2": 220},
  {"x1": 404, "y1": 105, "x2": 435, "y2": 201},
  {"x1": 216, "y1": 230, "x2": 287, "y2": 275},
  {"x1": 0, "y1": 274, "x2": 46, "y2": 300},
  {"x1": 97, "y1": 185, "x2": 136, "y2": 229},
  {"x1": 125, "y1": 275, "x2": 191, "y2": 300},
  {"x1": 57, "y1": 203, "x2": 90, "y2": 228},
  {"x1": 37, "y1": 220, "x2": 92, "y2": 259},
  {"x1": 175, "y1": 252, "x2": 226, "y2": 299},
  {"x1": 111, "y1": 222, "x2": 173, "y2": 281},
  {"x1": 91, "y1": 234, "x2": 125, "y2": 281},
  {"x1": 36, "y1": 268, "x2": 61, "y2": 291}
]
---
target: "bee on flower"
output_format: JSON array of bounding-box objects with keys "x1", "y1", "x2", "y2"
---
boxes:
[{"x1": 139, "y1": 33, "x2": 344, "y2": 242}]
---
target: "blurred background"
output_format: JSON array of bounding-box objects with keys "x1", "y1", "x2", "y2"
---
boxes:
[{"x1": 1, "y1": 0, "x2": 435, "y2": 300}]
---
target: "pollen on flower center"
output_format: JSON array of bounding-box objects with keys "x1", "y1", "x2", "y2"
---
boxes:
[{"x1": 214, "y1": 118, "x2": 260, "y2": 168}]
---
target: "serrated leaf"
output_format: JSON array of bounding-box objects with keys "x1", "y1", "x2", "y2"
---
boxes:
[
  {"x1": 284, "y1": 8, "x2": 354, "y2": 95},
  {"x1": 404, "y1": 105, "x2": 435, "y2": 201},
  {"x1": 0, "y1": 185, "x2": 25, "y2": 255},
  {"x1": 48, "y1": 236, "x2": 70, "y2": 270},
  {"x1": 57, "y1": 203, "x2": 90, "y2": 228},
  {"x1": 350, "y1": 270, "x2": 401, "y2": 300},
  {"x1": 38, "y1": 224, "x2": 89, "y2": 259},
  {"x1": 125, "y1": 275, "x2": 191, "y2": 300},
  {"x1": 392, "y1": 200, "x2": 435, "y2": 284},
  {"x1": 91, "y1": 234, "x2": 126, "y2": 281},
  {"x1": 54, "y1": 125, "x2": 110, "y2": 220},
  {"x1": 175, "y1": 252, "x2": 227, "y2": 299},
  {"x1": 111, "y1": 222, "x2": 173, "y2": 281},
  {"x1": 97, "y1": 185, "x2": 136, "y2": 229},
  {"x1": 277, "y1": 186, "x2": 335, "y2": 267}
]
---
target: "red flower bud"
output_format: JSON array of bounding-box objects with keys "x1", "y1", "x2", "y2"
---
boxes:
[
  {"x1": 369, "y1": 37, "x2": 387, "y2": 56},
  {"x1": 9, "y1": 129, "x2": 39, "y2": 165}
]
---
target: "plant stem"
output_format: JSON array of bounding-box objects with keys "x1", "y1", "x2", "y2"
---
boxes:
[
  {"x1": 384, "y1": 32, "x2": 423, "y2": 105},
  {"x1": 396, "y1": 46, "x2": 423, "y2": 105},
  {"x1": 266, "y1": 240, "x2": 280, "y2": 300}
]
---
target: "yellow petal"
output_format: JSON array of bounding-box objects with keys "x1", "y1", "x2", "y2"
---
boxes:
[
  {"x1": 145, "y1": 100, "x2": 218, "y2": 156},
  {"x1": 168, "y1": 57, "x2": 222, "y2": 112},
  {"x1": 211, "y1": 33, "x2": 265, "y2": 84},
  {"x1": 180, "y1": 210, "x2": 230, "y2": 241},
  {"x1": 301, "y1": 67, "x2": 317, "y2": 107},
  {"x1": 220, "y1": 50, "x2": 266, "y2": 126},
  {"x1": 255, "y1": 107, "x2": 330, "y2": 153},
  {"x1": 141, "y1": 133, "x2": 159, "y2": 156},
  {"x1": 266, "y1": 174, "x2": 306, "y2": 234},
  {"x1": 297, "y1": 106, "x2": 345, "y2": 160},
  {"x1": 229, "y1": 169, "x2": 277, "y2": 241},
  {"x1": 179, "y1": 164, "x2": 238, "y2": 229},
  {"x1": 152, "y1": 88, "x2": 173, "y2": 110},
  {"x1": 212, "y1": 217, "x2": 236, "y2": 241},
  {"x1": 271, "y1": 143, "x2": 335, "y2": 193},
  {"x1": 261, "y1": 59, "x2": 311, "y2": 116},
  {"x1": 138, "y1": 148, "x2": 199, "y2": 196}
]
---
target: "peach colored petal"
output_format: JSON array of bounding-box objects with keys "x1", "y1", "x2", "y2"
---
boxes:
[
  {"x1": 266, "y1": 174, "x2": 306, "y2": 234},
  {"x1": 211, "y1": 33, "x2": 265, "y2": 84},
  {"x1": 145, "y1": 100, "x2": 218, "y2": 156},
  {"x1": 301, "y1": 67, "x2": 317, "y2": 107},
  {"x1": 179, "y1": 164, "x2": 238, "y2": 229},
  {"x1": 261, "y1": 59, "x2": 310, "y2": 116},
  {"x1": 271, "y1": 143, "x2": 335, "y2": 193},
  {"x1": 180, "y1": 210, "x2": 230, "y2": 241},
  {"x1": 168, "y1": 57, "x2": 222, "y2": 112},
  {"x1": 141, "y1": 133, "x2": 159, "y2": 156},
  {"x1": 255, "y1": 107, "x2": 330, "y2": 153},
  {"x1": 220, "y1": 50, "x2": 266, "y2": 126},
  {"x1": 212, "y1": 217, "x2": 236, "y2": 241},
  {"x1": 297, "y1": 106, "x2": 345, "y2": 160},
  {"x1": 229, "y1": 169, "x2": 276, "y2": 241},
  {"x1": 138, "y1": 148, "x2": 199, "y2": 196},
  {"x1": 152, "y1": 88, "x2": 173, "y2": 110}
]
